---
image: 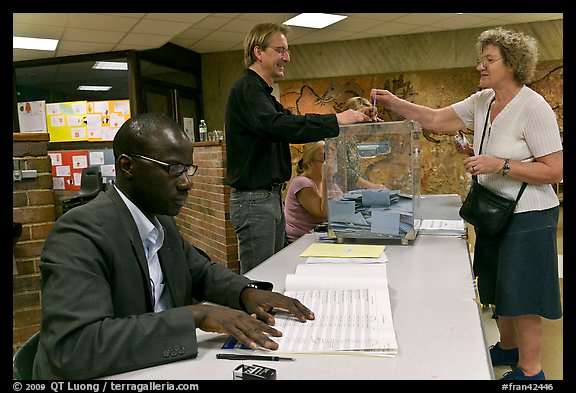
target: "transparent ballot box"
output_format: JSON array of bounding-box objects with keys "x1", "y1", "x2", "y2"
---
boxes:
[{"x1": 324, "y1": 120, "x2": 422, "y2": 244}]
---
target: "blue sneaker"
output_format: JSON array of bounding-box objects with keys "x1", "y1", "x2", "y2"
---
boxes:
[
  {"x1": 501, "y1": 367, "x2": 545, "y2": 380},
  {"x1": 490, "y1": 342, "x2": 518, "y2": 367}
]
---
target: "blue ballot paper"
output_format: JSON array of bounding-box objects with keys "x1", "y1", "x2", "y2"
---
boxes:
[
  {"x1": 328, "y1": 200, "x2": 356, "y2": 223},
  {"x1": 371, "y1": 211, "x2": 400, "y2": 235},
  {"x1": 361, "y1": 189, "x2": 400, "y2": 207}
]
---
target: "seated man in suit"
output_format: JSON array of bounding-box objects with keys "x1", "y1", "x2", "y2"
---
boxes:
[{"x1": 33, "y1": 113, "x2": 315, "y2": 380}]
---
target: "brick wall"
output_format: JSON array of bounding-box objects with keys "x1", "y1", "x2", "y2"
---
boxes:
[
  {"x1": 12, "y1": 137, "x2": 239, "y2": 358},
  {"x1": 12, "y1": 133, "x2": 54, "y2": 355},
  {"x1": 175, "y1": 141, "x2": 239, "y2": 272}
]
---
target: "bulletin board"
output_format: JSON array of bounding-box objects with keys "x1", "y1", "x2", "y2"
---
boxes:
[
  {"x1": 46, "y1": 100, "x2": 130, "y2": 142},
  {"x1": 86, "y1": 99, "x2": 131, "y2": 141},
  {"x1": 48, "y1": 150, "x2": 89, "y2": 190},
  {"x1": 46, "y1": 101, "x2": 88, "y2": 142},
  {"x1": 49, "y1": 148, "x2": 116, "y2": 191}
]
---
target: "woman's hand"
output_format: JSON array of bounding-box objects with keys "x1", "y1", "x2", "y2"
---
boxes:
[
  {"x1": 370, "y1": 89, "x2": 398, "y2": 109},
  {"x1": 463, "y1": 155, "x2": 505, "y2": 176},
  {"x1": 453, "y1": 138, "x2": 474, "y2": 156}
]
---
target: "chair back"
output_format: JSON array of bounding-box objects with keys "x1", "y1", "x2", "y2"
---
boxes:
[
  {"x1": 62, "y1": 167, "x2": 105, "y2": 215},
  {"x1": 13, "y1": 331, "x2": 40, "y2": 380},
  {"x1": 77, "y1": 167, "x2": 104, "y2": 198}
]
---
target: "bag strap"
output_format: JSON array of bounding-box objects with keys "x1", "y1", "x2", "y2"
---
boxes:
[
  {"x1": 473, "y1": 96, "x2": 527, "y2": 201},
  {"x1": 477, "y1": 97, "x2": 495, "y2": 156},
  {"x1": 515, "y1": 182, "x2": 528, "y2": 202}
]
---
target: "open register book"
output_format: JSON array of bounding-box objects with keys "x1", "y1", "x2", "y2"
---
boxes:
[{"x1": 272, "y1": 263, "x2": 398, "y2": 357}]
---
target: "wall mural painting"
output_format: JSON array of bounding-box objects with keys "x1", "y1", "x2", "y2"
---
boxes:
[{"x1": 279, "y1": 61, "x2": 563, "y2": 198}]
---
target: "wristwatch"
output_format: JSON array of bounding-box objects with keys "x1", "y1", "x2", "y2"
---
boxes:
[
  {"x1": 502, "y1": 159, "x2": 511, "y2": 176},
  {"x1": 244, "y1": 283, "x2": 259, "y2": 290}
]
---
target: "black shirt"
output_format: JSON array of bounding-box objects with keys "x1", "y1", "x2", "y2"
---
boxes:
[{"x1": 225, "y1": 69, "x2": 339, "y2": 190}]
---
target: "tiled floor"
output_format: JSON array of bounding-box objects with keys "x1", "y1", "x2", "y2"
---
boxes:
[{"x1": 471, "y1": 205, "x2": 564, "y2": 380}]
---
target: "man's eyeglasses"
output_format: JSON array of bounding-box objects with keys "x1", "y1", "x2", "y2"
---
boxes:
[
  {"x1": 477, "y1": 56, "x2": 503, "y2": 68},
  {"x1": 269, "y1": 46, "x2": 290, "y2": 57},
  {"x1": 126, "y1": 153, "x2": 198, "y2": 177}
]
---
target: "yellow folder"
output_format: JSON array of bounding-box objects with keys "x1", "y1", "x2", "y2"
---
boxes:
[{"x1": 299, "y1": 243, "x2": 386, "y2": 258}]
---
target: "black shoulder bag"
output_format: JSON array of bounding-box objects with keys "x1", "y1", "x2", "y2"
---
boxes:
[{"x1": 458, "y1": 98, "x2": 527, "y2": 235}]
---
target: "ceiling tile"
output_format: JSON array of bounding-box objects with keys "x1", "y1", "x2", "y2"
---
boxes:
[
  {"x1": 119, "y1": 33, "x2": 172, "y2": 47},
  {"x1": 496, "y1": 13, "x2": 563, "y2": 23},
  {"x1": 363, "y1": 22, "x2": 422, "y2": 36},
  {"x1": 96, "y1": 13, "x2": 146, "y2": 18},
  {"x1": 238, "y1": 13, "x2": 297, "y2": 23},
  {"x1": 62, "y1": 28, "x2": 126, "y2": 44},
  {"x1": 132, "y1": 19, "x2": 192, "y2": 36},
  {"x1": 217, "y1": 19, "x2": 264, "y2": 33},
  {"x1": 174, "y1": 27, "x2": 213, "y2": 41},
  {"x1": 192, "y1": 15, "x2": 236, "y2": 30},
  {"x1": 429, "y1": 14, "x2": 502, "y2": 30},
  {"x1": 392, "y1": 13, "x2": 457, "y2": 25},
  {"x1": 202, "y1": 30, "x2": 244, "y2": 44},
  {"x1": 330, "y1": 17, "x2": 396, "y2": 33},
  {"x1": 144, "y1": 13, "x2": 212, "y2": 23},
  {"x1": 67, "y1": 13, "x2": 140, "y2": 32},
  {"x1": 13, "y1": 23, "x2": 64, "y2": 40},
  {"x1": 58, "y1": 41, "x2": 117, "y2": 53},
  {"x1": 13, "y1": 13, "x2": 70, "y2": 26},
  {"x1": 189, "y1": 40, "x2": 239, "y2": 53},
  {"x1": 291, "y1": 29, "x2": 357, "y2": 45}
]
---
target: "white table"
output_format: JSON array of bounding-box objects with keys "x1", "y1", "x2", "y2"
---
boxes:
[{"x1": 105, "y1": 195, "x2": 493, "y2": 380}]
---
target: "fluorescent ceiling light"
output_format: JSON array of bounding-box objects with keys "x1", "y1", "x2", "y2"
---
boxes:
[
  {"x1": 93, "y1": 61, "x2": 128, "y2": 71},
  {"x1": 283, "y1": 13, "x2": 347, "y2": 29},
  {"x1": 77, "y1": 85, "x2": 112, "y2": 91},
  {"x1": 13, "y1": 36, "x2": 58, "y2": 51}
]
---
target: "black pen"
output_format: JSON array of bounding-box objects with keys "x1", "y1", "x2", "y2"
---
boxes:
[{"x1": 216, "y1": 353, "x2": 294, "y2": 361}]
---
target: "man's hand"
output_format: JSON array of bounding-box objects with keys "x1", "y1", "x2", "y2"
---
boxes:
[
  {"x1": 336, "y1": 108, "x2": 372, "y2": 125},
  {"x1": 189, "y1": 304, "x2": 283, "y2": 350},
  {"x1": 240, "y1": 288, "x2": 315, "y2": 325}
]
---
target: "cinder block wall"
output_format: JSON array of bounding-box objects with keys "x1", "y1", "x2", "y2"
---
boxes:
[
  {"x1": 175, "y1": 141, "x2": 239, "y2": 272},
  {"x1": 12, "y1": 132, "x2": 55, "y2": 355}
]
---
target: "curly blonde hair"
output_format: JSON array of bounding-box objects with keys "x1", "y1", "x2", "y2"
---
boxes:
[{"x1": 477, "y1": 27, "x2": 539, "y2": 85}]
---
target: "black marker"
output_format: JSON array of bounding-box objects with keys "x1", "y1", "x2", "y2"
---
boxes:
[{"x1": 216, "y1": 353, "x2": 294, "y2": 361}]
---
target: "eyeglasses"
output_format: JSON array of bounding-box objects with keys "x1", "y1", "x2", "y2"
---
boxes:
[
  {"x1": 126, "y1": 153, "x2": 198, "y2": 177},
  {"x1": 477, "y1": 56, "x2": 503, "y2": 68},
  {"x1": 269, "y1": 46, "x2": 290, "y2": 57}
]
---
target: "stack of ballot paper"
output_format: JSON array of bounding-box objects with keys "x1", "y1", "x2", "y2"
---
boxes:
[
  {"x1": 416, "y1": 219, "x2": 466, "y2": 236},
  {"x1": 271, "y1": 263, "x2": 398, "y2": 356},
  {"x1": 328, "y1": 189, "x2": 413, "y2": 237},
  {"x1": 299, "y1": 242, "x2": 388, "y2": 264}
]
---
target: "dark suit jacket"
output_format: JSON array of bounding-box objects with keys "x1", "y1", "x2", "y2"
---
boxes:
[{"x1": 33, "y1": 186, "x2": 271, "y2": 379}]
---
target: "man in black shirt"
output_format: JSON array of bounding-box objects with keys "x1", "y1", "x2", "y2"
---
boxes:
[{"x1": 225, "y1": 22, "x2": 372, "y2": 274}]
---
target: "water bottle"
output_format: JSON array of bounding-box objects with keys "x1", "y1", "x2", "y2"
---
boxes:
[{"x1": 199, "y1": 120, "x2": 208, "y2": 142}]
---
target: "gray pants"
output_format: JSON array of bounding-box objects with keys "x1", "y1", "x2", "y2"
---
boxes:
[{"x1": 230, "y1": 186, "x2": 286, "y2": 274}]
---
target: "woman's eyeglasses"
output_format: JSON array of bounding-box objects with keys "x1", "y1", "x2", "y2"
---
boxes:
[{"x1": 477, "y1": 56, "x2": 503, "y2": 68}]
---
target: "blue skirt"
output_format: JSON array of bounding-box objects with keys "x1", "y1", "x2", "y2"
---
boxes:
[{"x1": 473, "y1": 206, "x2": 562, "y2": 319}]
